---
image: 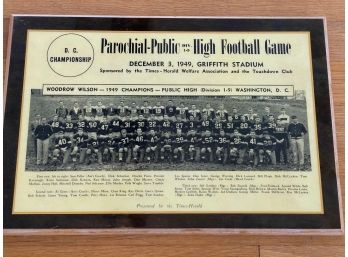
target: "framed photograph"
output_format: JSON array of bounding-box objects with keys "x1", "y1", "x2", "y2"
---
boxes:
[{"x1": 4, "y1": 15, "x2": 342, "y2": 232}]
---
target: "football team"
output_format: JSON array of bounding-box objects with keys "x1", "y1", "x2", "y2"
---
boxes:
[{"x1": 32, "y1": 99, "x2": 308, "y2": 169}]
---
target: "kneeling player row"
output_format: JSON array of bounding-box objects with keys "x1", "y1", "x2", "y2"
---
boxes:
[{"x1": 50, "y1": 128, "x2": 284, "y2": 166}]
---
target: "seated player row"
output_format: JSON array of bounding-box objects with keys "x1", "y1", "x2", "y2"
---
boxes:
[{"x1": 48, "y1": 127, "x2": 285, "y2": 167}]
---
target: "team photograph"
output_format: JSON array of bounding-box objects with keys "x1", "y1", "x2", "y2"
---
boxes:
[{"x1": 26, "y1": 89, "x2": 310, "y2": 171}]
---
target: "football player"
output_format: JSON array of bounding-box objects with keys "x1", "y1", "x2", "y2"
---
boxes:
[
  {"x1": 140, "y1": 100, "x2": 152, "y2": 118},
  {"x1": 86, "y1": 133, "x2": 103, "y2": 165},
  {"x1": 200, "y1": 130, "x2": 214, "y2": 162},
  {"x1": 224, "y1": 115, "x2": 235, "y2": 136},
  {"x1": 188, "y1": 104, "x2": 201, "y2": 120},
  {"x1": 145, "y1": 129, "x2": 160, "y2": 162},
  {"x1": 106, "y1": 102, "x2": 117, "y2": 121},
  {"x1": 202, "y1": 103, "x2": 215, "y2": 120},
  {"x1": 52, "y1": 130, "x2": 72, "y2": 167},
  {"x1": 132, "y1": 128, "x2": 146, "y2": 162},
  {"x1": 173, "y1": 115, "x2": 188, "y2": 134},
  {"x1": 63, "y1": 115, "x2": 76, "y2": 139},
  {"x1": 187, "y1": 129, "x2": 201, "y2": 161},
  {"x1": 239, "y1": 115, "x2": 251, "y2": 136},
  {"x1": 187, "y1": 115, "x2": 200, "y2": 134},
  {"x1": 86, "y1": 116, "x2": 100, "y2": 137},
  {"x1": 165, "y1": 100, "x2": 177, "y2": 118},
  {"x1": 69, "y1": 101, "x2": 83, "y2": 122},
  {"x1": 118, "y1": 129, "x2": 132, "y2": 163},
  {"x1": 55, "y1": 100, "x2": 68, "y2": 121},
  {"x1": 258, "y1": 131, "x2": 277, "y2": 165},
  {"x1": 147, "y1": 114, "x2": 160, "y2": 132},
  {"x1": 117, "y1": 101, "x2": 129, "y2": 117},
  {"x1": 76, "y1": 114, "x2": 87, "y2": 132},
  {"x1": 245, "y1": 129, "x2": 259, "y2": 166},
  {"x1": 83, "y1": 101, "x2": 96, "y2": 121},
  {"x1": 71, "y1": 128, "x2": 89, "y2": 164},
  {"x1": 200, "y1": 114, "x2": 212, "y2": 134},
  {"x1": 251, "y1": 116, "x2": 264, "y2": 136},
  {"x1": 153, "y1": 101, "x2": 165, "y2": 119},
  {"x1": 215, "y1": 130, "x2": 229, "y2": 164},
  {"x1": 215, "y1": 104, "x2": 228, "y2": 120},
  {"x1": 160, "y1": 131, "x2": 173, "y2": 161},
  {"x1": 160, "y1": 114, "x2": 173, "y2": 134},
  {"x1": 172, "y1": 128, "x2": 186, "y2": 162},
  {"x1": 106, "y1": 132, "x2": 119, "y2": 163},
  {"x1": 229, "y1": 129, "x2": 247, "y2": 164},
  {"x1": 176, "y1": 102, "x2": 188, "y2": 119}
]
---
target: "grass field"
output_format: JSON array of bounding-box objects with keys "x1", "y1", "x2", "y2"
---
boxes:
[{"x1": 26, "y1": 93, "x2": 311, "y2": 171}]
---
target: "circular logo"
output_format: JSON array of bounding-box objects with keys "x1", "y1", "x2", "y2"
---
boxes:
[{"x1": 47, "y1": 33, "x2": 94, "y2": 77}]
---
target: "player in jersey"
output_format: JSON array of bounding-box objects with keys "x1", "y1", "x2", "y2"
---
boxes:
[
  {"x1": 173, "y1": 115, "x2": 188, "y2": 134},
  {"x1": 200, "y1": 130, "x2": 215, "y2": 162},
  {"x1": 160, "y1": 131, "x2": 173, "y2": 161},
  {"x1": 262, "y1": 106, "x2": 273, "y2": 123},
  {"x1": 258, "y1": 131, "x2": 277, "y2": 165},
  {"x1": 63, "y1": 115, "x2": 76, "y2": 139},
  {"x1": 251, "y1": 116, "x2": 264, "y2": 136},
  {"x1": 129, "y1": 102, "x2": 140, "y2": 117},
  {"x1": 86, "y1": 116, "x2": 100, "y2": 137},
  {"x1": 95, "y1": 101, "x2": 106, "y2": 121},
  {"x1": 215, "y1": 104, "x2": 228, "y2": 120},
  {"x1": 172, "y1": 128, "x2": 186, "y2": 162},
  {"x1": 215, "y1": 130, "x2": 229, "y2": 164},
  {"x1": 202, "y1": 103, "x2": 215, "y2": 120},
  {"x1": 147, "y1": 114, "x2": 160, "y2": 132},
  {"x1": 229, "y1": 129, "x2": 247, "y2": 164},
  {"x1": 273, "y1": 118, "x2": 288, "y2": 164},
  {"x1": 176, "y1": 102, "x2": 188, "y2": 119},
  {"x1": 106, "y1": 102, "x2": 117, "y2": 121},
  {"x1": 106, "y1": 132, "x2": 119, "y2": 163},
  {"x1": 187, "y1": 129, "x2": 201, "y2": 161},
  {"x1": 132, "y1": 128, "x2": 146, "y2": 162},
  {"x1": 263, "y1": 115, "x2": 277, "y2": 135},
  {"x1": 224, "y1": 115, "x2": 235, "y2": 136},
  {"x1": 121, "y1": 117, "x2": 133, "y2": 134},
  {"x1": 231, "y1": 108, "x2": 241, "y2": 127},
  {"x1": 109, "y1": 115, "x2": 122, "y2": 137},
  {"x1": 83, "y1": 101, "x2": 96, "y2": 121},
  {"x1": 244, "y1": 107, "x2": 258, "y2": 121},
  {"x1": 52, "y1": 130, "x2": 72, "y2": 167},
  {"x1": 239, "y1": 115, "x2": 251, "y2": 136},
  {"x1": 245, "y1": 129, "x2": 259, "y2": 166},
  {"x1": 213, "y1": 116, "x2": 224, "y2": 135},
  {"x1": 145, "y1": 129, "x2": 160, "y2": 162},
  {"x1": 165, "y1": 100, "x2": 177, "y2": 118},
  {"x1": 117, "y1": 101, "x2": 129, "y2": 117},
  {"x1": 98, "y1": 116, "x2": 110, "y2": 139},
  {"x1": 188, "y1": 104, "x2": 201, "y2": 120},
  {"x1": 160, "y1": 114, "x2": 173, "y2": 134},
  {"x1": 187, "y1": 115, "x2": 200, "y2": 135},
  {"x1": 71, "y1": 128, "x2": 89, "y2": 164},
  {"x1": 153, "y1": 101, "x2": 165, "y2": 119},
  {"x1": 49, "y1": 114, "x2": 64, "y2": 135},
  {"x1": 200, "y1": 114, "x2": 212, "y2": 134},
  {"x1": 86, "y1": 133, "x2": 103, "y2": 165},
  {"x1": 118, "y1": 129, "x2": 132, "y2": 163},
  {"x1": 140, "y1": 100, "x2": 153, "y2": 118},
  {"x1": 133, "y1": 114, "x2": 148, "y2": 132},
  {"x1": 55, "y1": 101, "x2": 68, "y2": 121},
  {"x1": 69, "y1": 101, "x2": 83, "y2": 122}
]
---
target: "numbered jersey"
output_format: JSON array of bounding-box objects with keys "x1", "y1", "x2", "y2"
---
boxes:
[
  {"x1": 245, "y1": 135, "x2": 259, "y2": 150},
  {"x1": 224, "y1": 121, "x2": 235, "y2": 134},
  {"x1": 147, "y1": 120, "x2": 160, "y2": 132},
  {"x1": 239, "y1": 121, "x2": 251, "y2": 135},
  {"x1": 121, "y1": 120, "x2": 133, "y2": 133},
  {"x1": 188, "y1": 109, "x2": 201, "y2": 119},
  {"x1": 76, "y1": 120, "x2": 87, "y2": 132},
  {"x1": 213, "y1": 121, "x2": 224, "y2": 133},
  {"x1": 200, "y1": 120, "x2": 212, "y2": 132},
  {"x1": 165, "y1": 106, "x2": 176, "y2": 117},
  {"x1": 95, "y1": 106, "x2": 106, "y2": 117},
  {"x1": 173, "y1": 121, "x2": 188, "y2": 133},
  {"x1": 133, "y1": 119, "x2": 148, "y2": 131},
  {"x1": 216, "y1": 136, "x2": 230, "y2": 147},
  {"x1": 261, "y1": 136, "x2": 277, "y2": 150},
  {"x1": 73, "y1": 134, "x2": 88, "y2": 148},
  {"x1": 176, "y1": 107, "x2": 188, "y2": 118},
  {"x1": 230, "y1": 135, "x2": 245, "y2": 149},
  {"x1": 119, "y1": 134, "x2": 132, "y2": 147},
  {"x1": 49, "y1": 120, "x2": 64, "y2": 133},
  {"x1": 201, "y1": 135, "x2": 215, "y2": 147},
  {"x1": 117, "y1": 105, "x2": 129, "y2": 117},
  {"x1": 160, "y1": 120, "x2": 173, "y2": 132},
  {"x1": 140, "y1": 106, "x2": 152, "y2": 117},
  {"x1": 153, "y1": 105, "x2": 165, "y2": 116},
  {"x1": 88, "y1": 138, "x2": 100, "y2": 149},
  {"x1": 216, "y1": 109, "x2": 228, "y2": 119},
  {"x1": 187, "y1": 134, "x2": 201, "y2": 147},
  {"x1": 202, "y1": 108, "x2": 215, "y2": 119},
  {"x1": 109, "y1": 118, "x2": 122, "y2": 132},
  {"x1": 107, "y1": 137, "x2": 119, "y2": 149},
  {"x1": 187, "y1": 120, "x2": 200, "y2": 131},
  {"x1": 87, "y1": 120, "x2": 100, "y2": 133},
  {"x1": 252, "y1": 122, "x2": 264, "y2": 136},
  {"x1": 263, "y1": 122, "x2": 277, "y2": 135},
  {"x1": 172, "y1": 135, "x2": 186, "y2": 147},
  {"x1": 160, "y1": 136, "x2": 173, "y2": 146},
  {"x1": 147, "y1": 134, "x2": 160, "y2": 147},
  {"x1": 98, "y1": 122, "x2": 110, "y2": 135},
  {"x1": 55, "y1": 136, "x2": 72, "y2": 149},
  {"x1": 133, "y1": 134, "x2": 147, "y2": 147},
  {"x1": 63, "y1": 121, "x2": 76, "y2": 133}
]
